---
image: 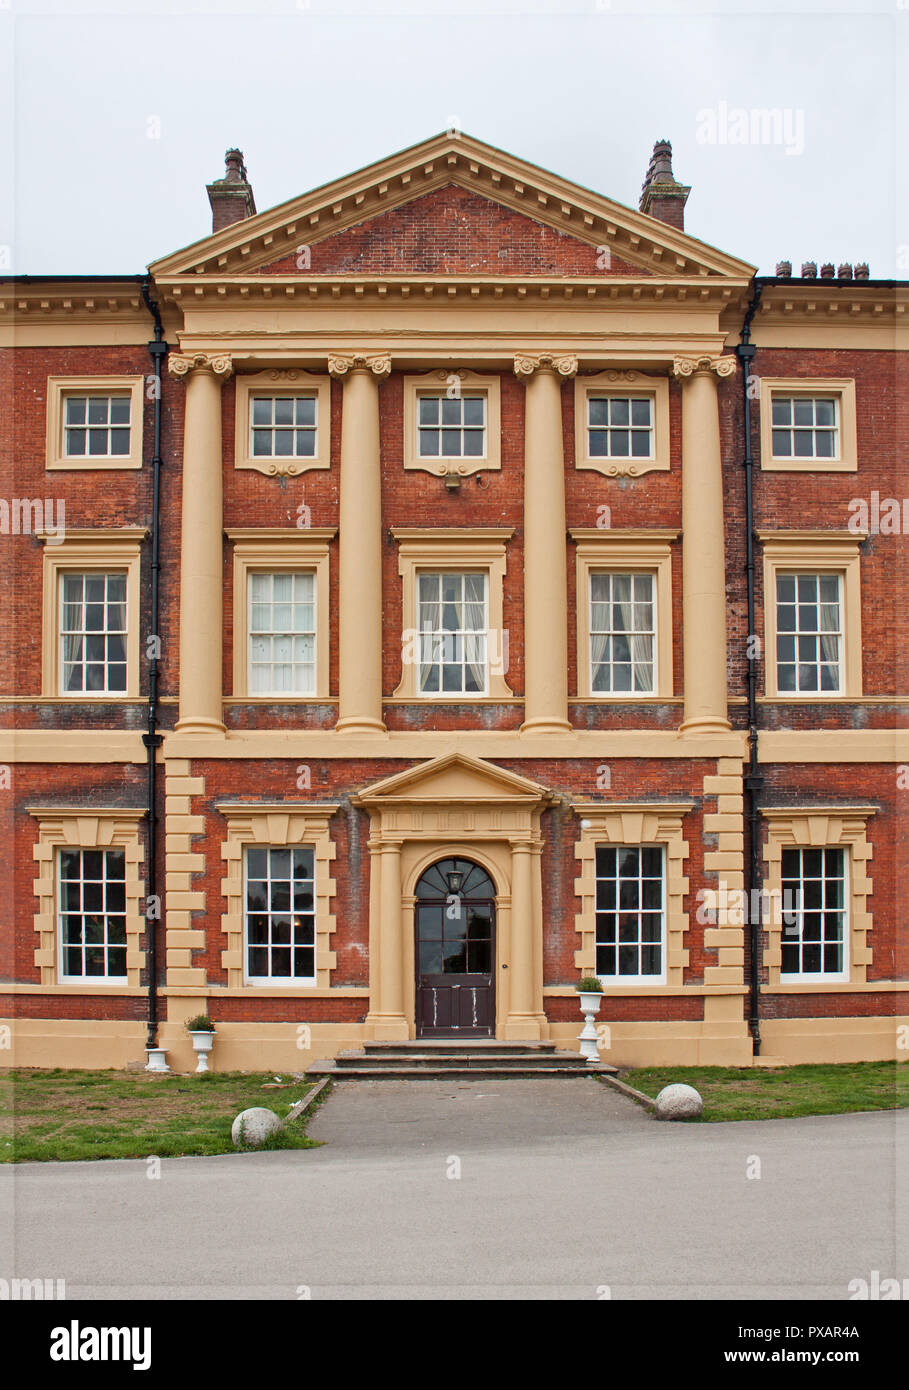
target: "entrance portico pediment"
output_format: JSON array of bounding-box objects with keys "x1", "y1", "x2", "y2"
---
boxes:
[{"x1": 352, "y1": 751, "x2": 558, "y2": 814}]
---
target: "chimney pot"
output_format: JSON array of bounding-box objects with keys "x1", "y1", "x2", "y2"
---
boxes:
[
  {"x1": 638, "y1": 139, "x2": 691, "y2": 233},
  {"x1": 837, "y1": 263, "x2": 853, "y2": 280},
  {"x1": 775, "y1": 261, "x2": 792, "y2": 277},
  {"x1": 820, "y1": 262, "x2": 835, "y2": 279},
  {"x1": 801, "y1": 261, "x2": 817, "y2": 278},
  {"x1": 854, "y1": 262, "x2": 870, "y2": 279},
  {"x1": 207, "y1": 147, "x2": 257, "y2": 233}
]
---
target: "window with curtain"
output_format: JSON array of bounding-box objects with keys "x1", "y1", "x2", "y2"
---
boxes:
[
  {"x1": 779, "y1": 846, "x2": 847, "y2": 978},
  {"x1": 248, "y1": 571, "x2": 316, "y2": 695},
  {"x1": 775, "y1": 572, "x2": 841, "y2": 693},
  {"x1": 59, "y1": 572, "x2": 127, "y2": 693},
  {"x1": 589, "y1": 572, "x2": 655, "y2": 694},
  {"x1": 417, "y1": 571, "x2": 488, "y2": 694}
]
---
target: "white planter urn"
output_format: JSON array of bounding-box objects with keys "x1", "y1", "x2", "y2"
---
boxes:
[
  {"x1": 188, "y1": 1030, "x2": 215, "y2": 1074},
  {"x1": 145, "y1": 1047, "x2": 169, "y2": 1073},
  {"x1": 577, "y1": 990, "x2": 603, "y2": 1063}
]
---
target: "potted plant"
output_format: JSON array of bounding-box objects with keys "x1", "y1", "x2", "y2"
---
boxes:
[
  {"x1": 575, "y1": 976, "x2": 604, "y2": 1012},
  {"x1": 186, "y1": 1014, "x2": 216, "y2": 1074},
  {"x1": 575, "y1": 977, "x2": 603, "y2": 1063}
]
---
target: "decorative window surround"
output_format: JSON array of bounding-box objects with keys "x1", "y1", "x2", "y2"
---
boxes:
[
  {"x1": 573, "y1": 802, "x2": 692, "y2": 988},
  {"x1": 29, "y1": 807, "x2": 146, "y2": 986},
  {"x1": 760, "y1": 532, "x2": 863, "y2": 699},
  {"x1": 227, "y1": 528, "x2": 335, "y2": 699},
  {"x1": 758, "y1": 378, "x2": 857, "y2": 472},
  {"x1": 39, "y1": 530, "x2": 145, "y2": 699},
  {"x1": 45, "y1": 375, "x2": 144, "y2": 471},
  {"x1": 761, "y1": 806, "x2": 875, "y2": 990},
  {"x1": 570, "y1": 530, "x2": 676, "y2": 699},
  {"x1": 574, "y1": 371, "x2": 670, "y2": 477},
  {"x1": 403, "y1": 371, "x2": 501, "y2": 477},
  {"x1": 218, "y1": 802, "x2": 339, "y2": 989},
  {"x1": 234, "y1": 370, "x2": 332, "y2": 475},
  {"x1": 392, "y1": 529, "x2": 514, "y2": 699}
]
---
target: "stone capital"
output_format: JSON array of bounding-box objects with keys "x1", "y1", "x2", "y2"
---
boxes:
[
  {"x1": 167, "y1": 351, "x2": 233, "y2": 381},
  {"x1": 328, "y1": 353, "x2": 392, "y2": 380},
  {"x1": 513, "y1": 353, "x2": 578, "y2": 380},
  {"x1": 672, "y1": 354, "x2": 736, "y2": 380}
]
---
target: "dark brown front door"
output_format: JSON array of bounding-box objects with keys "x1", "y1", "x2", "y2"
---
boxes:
[{"x1": 415, "y1": 858, "x2": 495, "y2": 1038}]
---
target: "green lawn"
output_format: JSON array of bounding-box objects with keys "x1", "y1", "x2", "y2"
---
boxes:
[
  {"x1": 0, "y1": 1069, "x2": 325, "y2": 1163},
  {"x1": 621, "y1": 1061, "x2": 909, "y2": 1123}
]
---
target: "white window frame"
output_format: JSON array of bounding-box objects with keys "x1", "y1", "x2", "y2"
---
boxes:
[
  {"x1": 58, "y1": 570, "x2": 129, "y2": 697},
  {"x1": 588, "y1": 570, "x2": 657, "y2": 697},
  {"x1": 773, "y1": 570, "x2": 843, "y2": 697},
  {"x1": 57, "y1": 845, "x2": 130, "y2": 984},
  {"x1": 415, "y1": 569, "x2": 490, "y2": 697},
  {"x1": 586, "y1": 394, "x2": 655, "y2": 463},
  {"x1": 46, "y1": 376, "x2": 144, "y2": 471},
  {"x1": 593, "y1": 843, "x2": 667, "y2": 986},
  {"x1": 574, "y1": 372, "x2": 670, "y2": 477},
  {"x1": 759, "y1": 379, "x2": 857, "y2": 473},
  {"x1": 760, "y1": 534, "x2": 863, "y2": 700},
  {"x1": 227, "y1": 529, "x2": 335, "y2": 701},
  {"x1": 778, "y1": 844, "x2": 850, "y2": 984},
  {"x1": 234, "y1": 371, "x2": 331, "y2": 476},
  {"x1": 247, "y1": 570, "x2": 317, "y2": 697},
  {"x1": 248, "y1": 392, "x2": 319, "y2": 463},
  {"x1": 243, "y1": 844, "x2": 318, "y2": 986},
  {"x1": 403, "y1": 372, "x2": 501, "y2": 477}
]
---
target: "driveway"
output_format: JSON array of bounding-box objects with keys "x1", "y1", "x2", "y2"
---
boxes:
[{"x1": 1, "y1": 1078, "x2": 905, "y2": 1300}]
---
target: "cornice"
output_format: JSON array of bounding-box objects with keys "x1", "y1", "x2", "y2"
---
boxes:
[{"x1": 153, "y1": 273, "x2": 747, "y2": 311}]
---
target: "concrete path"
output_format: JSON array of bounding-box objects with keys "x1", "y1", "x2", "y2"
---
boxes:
[{"x1": 1, "y1": 1078, "x2": 905, "y2": 1300}]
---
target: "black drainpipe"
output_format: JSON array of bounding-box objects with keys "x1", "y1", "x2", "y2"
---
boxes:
[
  {"x1": 140, "y1": 278, "x2": 167, "y2": 1052},
  {"x1": 736, "y1": 279, "x2": 764, "y2": 1055}
]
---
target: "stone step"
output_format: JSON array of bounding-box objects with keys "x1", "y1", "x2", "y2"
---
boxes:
[
  {"x1": 332, "y1": 1049, "x2": 589, "y2": 1069},
  {"x1": 361, "y1": 1039, "x2": 560, "y2": 1054},
  {"x1": 307, "y1": 1062, "x2": 616, "y2": 1081}
]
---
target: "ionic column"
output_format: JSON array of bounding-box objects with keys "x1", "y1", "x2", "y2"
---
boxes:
[
  {"x1": 328, "y1": 353, "x2": 391, "y2": 734},
  {"x1": 505, "y1": 840, "x2": 543, "y2": 1040},
  {"x1": 673, "y1": 354, "x2": 736, "y2": 734},
  {"x1": 365, "y1": 839, "x2": 409, "y2": 1040},
  {"x1": 514, "y1": 353, "x2": 577, "y2": 735},
  {"x1": 168, "y1": 352, "x2": 233, "y2": 734}
]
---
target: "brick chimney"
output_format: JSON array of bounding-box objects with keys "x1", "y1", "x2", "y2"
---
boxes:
[
  {"x1": 207, "y1": 148, "x2": 257, "y2": 233},
  {"x1": 639, "y1": 140, "x2": 690, "y2": 232}
]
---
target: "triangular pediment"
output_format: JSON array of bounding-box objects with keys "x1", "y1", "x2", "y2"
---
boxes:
[
  {"x1": 353, "y1": 752, "x2": 556, "y2": 806},
  {"x1": 149, "y1": 131, "x2": 755, "y2": 282}
]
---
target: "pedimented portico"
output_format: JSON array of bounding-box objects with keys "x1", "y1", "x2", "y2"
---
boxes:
[{"x1": 352, "y1": 753, "x2": 560, "y2": 1041}]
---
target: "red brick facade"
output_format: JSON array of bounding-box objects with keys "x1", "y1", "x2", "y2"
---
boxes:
[{"x1": 2, "y1": 132, "x2": 905, "y2": 1069}]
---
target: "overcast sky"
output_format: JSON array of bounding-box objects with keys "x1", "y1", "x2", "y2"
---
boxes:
[{"x1": 2, "y1": 0, "x2": 904, "y2": 279}]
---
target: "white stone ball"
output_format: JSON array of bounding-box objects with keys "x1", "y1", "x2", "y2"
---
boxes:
[
  {"x1": 654, "y1": 1083, "x2": 703, "y2": 1121},
  {"x1": 231, "y1": 1107, "x2": 281, "y2": 1148}
]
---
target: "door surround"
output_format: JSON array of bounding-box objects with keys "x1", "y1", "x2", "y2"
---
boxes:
[{"x1": 352, "y1": 752, "x2": 558, "y2": 1040}]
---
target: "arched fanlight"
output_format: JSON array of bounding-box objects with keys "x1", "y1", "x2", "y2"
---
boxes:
[{"x1": 445, "y1": 868, "x2": 464, "y2": 895}]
